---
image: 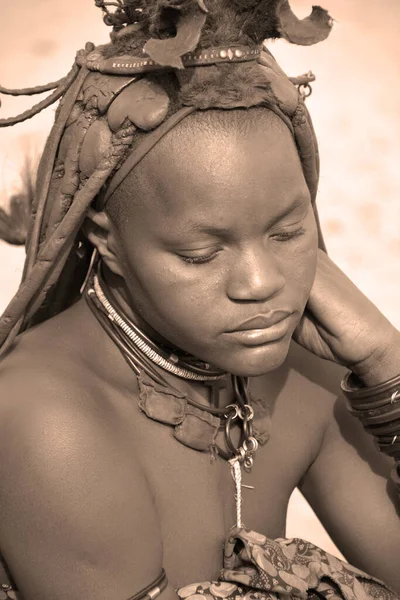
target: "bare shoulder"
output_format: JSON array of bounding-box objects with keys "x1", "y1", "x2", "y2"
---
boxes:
[
  {"x1": 0, "y1": 318, "x2": 165, "y2": 599},
  {"x1": 0, "y1": 316, "x2": 106, "y2": 439},
  {"x1": 0, "y1": 298, "x2": 137, "y2": 423},
  {"x1": 254, "y1": 341, "x2": 346, "y2": 453}
]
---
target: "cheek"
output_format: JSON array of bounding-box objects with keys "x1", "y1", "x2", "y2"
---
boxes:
[
  {"x1": 295, "y1": 241, "x2": 318, "y2": 280},
  {"x1": 123, "y1": 249, "x2": 218, "y2": 330},
  {"x1": 297, "y1": 246, "x2": 318, "y2": 299},
  {"x1": 277, "y1": 232, "x2": 318, "y2": 298}
]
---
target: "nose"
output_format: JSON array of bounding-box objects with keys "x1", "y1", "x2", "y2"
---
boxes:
[{"x1": 226, "y1": 244, "x2": 285, "y2": 302}]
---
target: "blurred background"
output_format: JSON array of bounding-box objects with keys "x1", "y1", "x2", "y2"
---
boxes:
[{"x1": 0, "y1": 0, "x2": 399, "y2": 558}]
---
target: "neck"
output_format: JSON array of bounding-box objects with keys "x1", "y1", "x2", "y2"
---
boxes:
[
  {"x1": 77, "y1": 291, "x2": 233, "y2": 410},
  {"x1": 100, "y1": 264, "x2": 225, "y2": 372},
  {"x1": 91, "y1": 263, "x2": 230, "y2": 408}
]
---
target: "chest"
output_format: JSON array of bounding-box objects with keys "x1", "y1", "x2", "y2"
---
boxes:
[{"x1": 128, "y1": 391, "x2": 318, "y2": 588}]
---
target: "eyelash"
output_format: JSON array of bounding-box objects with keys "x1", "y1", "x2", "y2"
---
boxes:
[
  {"x1": 178, "y1": 228, "x2": 306, "y2": 265},
  {"x1": 272, "y1": 227, "x2": 306, "y2": 242},
  {"x1": 179, "y1": 251, "x2": 219, "y2": 265}
]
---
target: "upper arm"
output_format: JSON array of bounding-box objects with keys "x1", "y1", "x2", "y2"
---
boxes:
[
  {"x1": 0, "y1": 367, "x2": 174, "y2": 600},
  {"x1": 299, "y1": 390, "x2": 400, "y2": 592}
]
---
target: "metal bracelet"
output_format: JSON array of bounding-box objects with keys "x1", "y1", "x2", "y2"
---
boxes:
[
  {"x1": 126, "y1": 570, "x2": 168, "y2": 600},
  {"x1": 341, "y1": 371, "x2": 400, "y2": 404}
]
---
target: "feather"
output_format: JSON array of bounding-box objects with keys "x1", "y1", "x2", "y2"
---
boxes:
[{"x1": 0, "y1": 195, "x2": 31, "y2": 245}]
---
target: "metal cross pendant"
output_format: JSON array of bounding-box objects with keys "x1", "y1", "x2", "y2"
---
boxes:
[{"x1": 203, "y1": 378, "x2": 227, "y2": 408}]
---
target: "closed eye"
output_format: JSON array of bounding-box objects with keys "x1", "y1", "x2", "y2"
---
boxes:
[
  {"x1": 271, "y1": 227, "x2": 306, "y2": 242},
  {"x1": 178, "y1": 250, "x2": 220, "y2": 265}
]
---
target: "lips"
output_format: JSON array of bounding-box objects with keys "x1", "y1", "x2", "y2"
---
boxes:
[
  {"x1": 227, "y1": 311, "x2": 292, "y2": 332},
  {"x1": 223, "y1": 311, "x2": 293, "y2": 347}
]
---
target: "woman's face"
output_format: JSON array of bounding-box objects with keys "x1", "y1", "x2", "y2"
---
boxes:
[{"x1": 110, "y1": 111, "x2": 318, "y2": 376}]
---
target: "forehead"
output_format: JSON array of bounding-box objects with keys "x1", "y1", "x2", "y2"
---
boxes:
[{"x1": 112, "y1": 108, "x2": 308, "y2": 227}]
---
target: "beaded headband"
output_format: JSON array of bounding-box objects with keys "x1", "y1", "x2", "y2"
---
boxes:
[
  {"x1": 0, "y1": 0, "x2": 333, "y2": 356},
  {"x1": 87, "y1": 45, "x2": 262, "y2": 75}
]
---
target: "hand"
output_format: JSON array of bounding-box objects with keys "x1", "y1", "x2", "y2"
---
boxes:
[{"x1": 293, "y1": 250, "x2": 400, "y2": 385}]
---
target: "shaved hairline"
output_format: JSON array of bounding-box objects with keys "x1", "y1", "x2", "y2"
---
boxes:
[{"x1": 106, "y1": 107, "x2": 290, "y2": 226}]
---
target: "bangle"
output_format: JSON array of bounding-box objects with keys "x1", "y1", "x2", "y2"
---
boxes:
[
  {"x1": 341, "y1": 371, "x2": 400, "y2": 404},
  {"x1": 341, "y1": 371, "x2": 400, "y2": 462},
  {"x1": 341, "y1": 371, "x2": 400, "y2": 426},
  {"x1": 364, "y1": 419, "x2": 400, "y2": 437},
  {"x1": 376, "y1": 437, "x2": 400, "y2": 459},
  {"x1": 127, "y1": 570, "x2": 168, "y2": 600},
  {"x1": 348, "y1": 402, "x2": 400, "y2": 426}
]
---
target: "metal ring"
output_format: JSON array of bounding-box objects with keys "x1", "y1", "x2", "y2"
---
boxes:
[
  {"x1": 243, "y1": 417, "x2": 251, "y2": 441},
  {"x1": 298, "y1": 83, "x2": 312, "y2": 99},
  {"x1": 225, "y1": 412, "x2": 245, "y2": 455},
  {"x1": 243, "y1": 436, "x2": 259, "y2": 453},
  {"x1": 225, "y1": 412, "x2": 239, "y2": 454},
  {"x1": 244, "y1": 456, "x2": 254, "y2": 471},
  {"x1": 235, "y1": 404, "x2": 244, "y2": 421},
  {"x1": 236, "y1": 447, "x2": 246, "y2": 462},
  {"x1": 242, "y1": 405, "x2": 254, "y2": 421},
  {"x1": 224, "y1": 404, "x2": 239, "y2": 419},
  {"x1": 391, "y1": 435, "x2": 398, "y2": 445},
  {"x1": 390, "y1": 390, "x2": 400, "y2": 404}
]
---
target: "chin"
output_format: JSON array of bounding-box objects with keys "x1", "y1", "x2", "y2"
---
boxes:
[{"x1": 216, "y1": 338, "x2": 292, "y2": 377}]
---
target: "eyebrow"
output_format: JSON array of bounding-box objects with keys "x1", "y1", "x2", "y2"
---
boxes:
[
  {"x1": 184, "y1": 195, "x2": 310, "y2": 237},
  {"x1": 268, "y1": 194, "x2": 310, "y2": 227},
  {"x1": 185, "y1": 224, "x2": 233, "y2": 238}
]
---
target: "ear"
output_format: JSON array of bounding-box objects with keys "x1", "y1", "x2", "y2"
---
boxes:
[{"x1": 83, "y1": 208, "x2": 124, "y2": 277}]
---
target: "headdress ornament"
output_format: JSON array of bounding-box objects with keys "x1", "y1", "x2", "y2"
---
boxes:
[{"x1": 0, "y1": 0, "x2": 333, "y2": 356}]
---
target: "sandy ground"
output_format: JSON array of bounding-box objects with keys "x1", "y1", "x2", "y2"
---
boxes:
[{"x1": 1, "y1": 0, "x2": 399, "y2": 560}]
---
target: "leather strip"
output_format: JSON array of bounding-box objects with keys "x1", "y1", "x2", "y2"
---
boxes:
[
  {"x1": 88, "y1": 46, "x2": 261, "y2": 76},
  {"x1": 101, "y1": 105, "x2": 196, "y2": 206}
]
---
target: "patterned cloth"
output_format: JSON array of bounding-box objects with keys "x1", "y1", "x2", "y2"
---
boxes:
[
  {"x1": 0, "y1": 527, "x2": 397, "y2": 598},
  {"x1": 178, "y1": 527, "x2": 398, "y2": 600}
]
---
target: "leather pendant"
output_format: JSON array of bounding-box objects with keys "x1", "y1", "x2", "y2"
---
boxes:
[
  {"x1": 79, "y1": 119, "x2": 113, "y2": 177},
  {"x1": 107, "y1": 78, "x2": 169, "y2": 132},
  {"x1": 138, "y1": 374, "x2": 221, "y2": 452},
  {"x1": 138, "y1": 374, "x2": 186, "y2": 425},
  {"x1": 175, "y1": 404, "x2": 221, "y2": 452},
  {"x1": 137, "y1": 373, "x2": 271, "y2": 455},
  {"x1": 81, "y1": 72, "x2": 137, "y2": 114}
]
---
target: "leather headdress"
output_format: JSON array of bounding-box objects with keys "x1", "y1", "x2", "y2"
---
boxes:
[{"x1": 0, "y1": 0, "x2": 333, "y2": 356}]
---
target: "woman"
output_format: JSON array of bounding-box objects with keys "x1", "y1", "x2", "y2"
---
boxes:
[{"x1": 0, "y1": 1, "x2": 399, "y2": 599}]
